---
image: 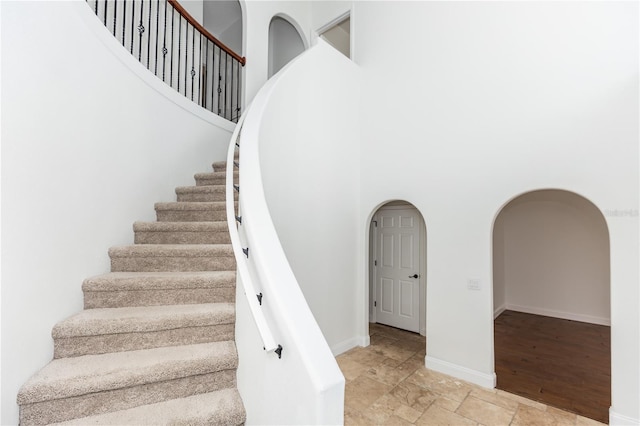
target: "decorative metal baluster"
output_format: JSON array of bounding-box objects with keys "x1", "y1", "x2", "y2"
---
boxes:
[
  {"x1": 155, "y1": 0, "x2": 160, "y2": 75},
  {"x1": 177, "y1": 15, "x2": 182, "y2": 93},
  {"x1": 224, "y1": 52, "x2": 228, "y2": 119},
  {"x1": 138, "y1": 0, "x2": 145, "y2": 62},
  {"x1": 103, "y1": 0, "x2": 107, "y2": 26},
  {"x1": 170, "y1": 5, "x2": 174, "y2": 86},
  {"x1": 122, "y1": 0, "x2": 127, "y2": 46},
  {"x1": 162, "y1": 0, "x2": 168, "y2": 81},
  {"x1": 217, "y1": 46, "x2": 222, "y2": 115},
  {"x1": 203, "y1": 39, "x2": 209, "y2": 109},
  {"x1": 197, "y1": 34, "x2": 202, "y2": 106},
  {"x1": 190, "y1": 25, "x2": 196, "y2": 101},
  {"x1": 130, "y1": 0, "x2": 135, "y2": 54},
  {"x1": 184, "y1": 22, "x2": 189, "y2": 98},
  {"x1": 147, "y1": 0, "x2": 152, "y2": 68},
  {"x1": 95, "y1": 0, "x2": 98, "y2": 15},
  {"x1": 236, "y1": 59, "x2": 241, "y2": 122},
  {"x1": 112, "y1": 0, "x2": 117, "y2": 36}
]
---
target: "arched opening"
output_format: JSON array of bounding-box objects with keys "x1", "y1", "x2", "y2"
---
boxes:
[
  {"x1": 369, "y1": 201, "x2": 427, "y2": 337},
  {"x1": 493, "y1": 189, "x2": 610, "y2": 423},
  {"x1": 203, "y1": 1, "x2": 243, "y2": 55},
  {"x1": 268, "y1": 16, "x2": 305, "y2": 78}
]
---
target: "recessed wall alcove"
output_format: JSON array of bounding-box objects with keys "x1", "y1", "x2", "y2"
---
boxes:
[{"x1": 492, "y1": 189, "x2": 611, "y2": 423}]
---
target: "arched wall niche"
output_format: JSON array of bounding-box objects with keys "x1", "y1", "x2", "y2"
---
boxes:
[
  {"x1": 268, "y1": 14, "x2": 307, "y2": 78},
  {"x1": 492, "y1": 188, "x2": 610, "y2": 325}
]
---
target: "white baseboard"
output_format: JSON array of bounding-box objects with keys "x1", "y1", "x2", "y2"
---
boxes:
[
  {"x1": 609, "y1": 409, "x2": 640, "y2": 426},
  {"x1": 331, "y1": 335, "x2": 369, "y2": 356},
  {"x1": 506, "y1": 304, "x2": 610, "y2": 326},
  {"x1": 425, "y1": 356, "x2": 496, "y2": 388},
  {"x1": 494, "y1": 304, "x2": 506, "y2": 319}
]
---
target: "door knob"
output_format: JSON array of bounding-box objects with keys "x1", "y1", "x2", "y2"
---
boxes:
[{"x1": 409, "y1": 274, "x2": 419, "y2": 279}]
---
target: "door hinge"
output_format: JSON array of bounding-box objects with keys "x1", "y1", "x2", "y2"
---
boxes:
[
  {"x1": 374, "y1": 260, "x2": 377, "y2": 266},
  {"x1": 374, "y1": 301, "x2": 377, "y2": 307},
  {"x1": 373, "y1": 220, "x2": 378, "y2": 227}
]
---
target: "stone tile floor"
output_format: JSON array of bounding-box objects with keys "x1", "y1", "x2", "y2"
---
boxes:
[{"x1": 337, "y1": 323, "x2": 607, "y2": 425}]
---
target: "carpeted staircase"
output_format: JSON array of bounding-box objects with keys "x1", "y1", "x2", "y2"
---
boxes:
[{"x1": 17, "y1": 158, "x2": 246, "y2": 425}]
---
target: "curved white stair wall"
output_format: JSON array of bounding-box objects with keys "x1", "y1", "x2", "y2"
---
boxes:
[
  {"x1": 1, "y1": 2, "x2": 234, "y2": 423},
  {"x1": 234, "y1": 40, "x2": 361, "y2": 424}
]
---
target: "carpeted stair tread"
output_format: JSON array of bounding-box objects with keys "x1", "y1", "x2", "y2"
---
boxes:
[
  {"x1": 52, "y1": 388, "x2": 246, "y2": 425},
  {"x1": 83, "y1": 271, "x2": 236, "y2": 291},
  {"x1": 211, "y1": 161, "x2": 238, "y2": 172},
  {"x1": 109, "y1": 244, "x2": 233, "y2": 258},
  {"x1": 109, "y1": 244, "x2": 235, "y2": 273},
  {"x1": 134, "y1": 221, "x2": 231, "y2": 244},
  {"x1": 82, "y1": 271, "x2": 236, "y2": 308},
  {"x1": 17, "y1": 341, "x2": 238, "y2": 405},
  {"x1": 154, "y1": 201, "x2": 226, "y2": 211},
  {"x1": 154, "y1": 201, "x2": 230, "y2": 222},
  {"x1": 53, "y1": 303, "x2": 235, "y2": 338},
  {"x1": 133, "y1": 221, "x2": 228, "y2": 232}
]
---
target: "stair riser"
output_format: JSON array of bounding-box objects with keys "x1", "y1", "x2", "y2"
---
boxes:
[
  {"x1": 156, "y1": 210, "x2": 226, "y2": 222},
  {"x1": 84, "y1": 288, "x2": 235, "y2": 309},
  {"x1": 19, "y1": 369, "x2": 237, "y2": 425},
  {"x1": 134, "y1": 231, "x2": 231, "y2": 244},
  {"x1": 54, "y1": 324, "x2": 234, "y2": 358},
  {"x1": 111, "y1": 257, "x2": 235, "y2": 272}
]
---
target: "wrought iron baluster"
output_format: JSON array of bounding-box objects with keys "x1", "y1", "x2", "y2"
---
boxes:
[
  {"x1": 147, "y1": 0, "x2": 152, "y2": 68},
  {"x1": 224, "y1": 52, "x2": 228, "y2": 119},
  {"x1": 217, "y1": 46, "x2": 222, "y2": 115},
  {"x1": 112, "y1": 0, "x2": 117, "y2": 36},
  {"x1": 130, "y1": 0, "x2": 135, "y2": 54},
  {"x1": 103, "y1": 0, "x2": 107, "y2": 26},
  {"x1": 138, "y1": 0, "x2": 145, "y2": 62},
  {"x1": 155, "y1": 0, "x2": 160, "y2": 75},
  {"x1": 162, "y1": 0, "x2": 168, "y2": 81},
  {"x1": 170, "y1": 5, "x2": 174, "y2": 86},
  {"x1": 122, "y1": 0, "x2": 127, "y2": 46},
  {"x1": 190, "y1": 23, "x2": 195, "y2": 101},
  {"x1": 177, "y1": 15, "x2": 182, "y2": 93},
  {"x1": 198, "y1": 34, "x2": 202, "y2": 106}
]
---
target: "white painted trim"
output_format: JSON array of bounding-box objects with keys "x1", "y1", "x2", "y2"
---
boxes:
[
  {"x1": 316, "y1": 10, "x2": 351, "y2": 37},
  {"x1": 506, "y1": 304, "x2": 611, "y2": 326},
  {"x1": 73, "y1": 0, "x2": 235, "y2": 132},
  {"x1": 494, "y1": 304, "x2": 506, "y2": 319},
  {"x1": 331, "y1": 335, "x2": 370, "y2": 356},
  {"x1": 425, "y1": 356, "x2": 497, "y2": 389},
  {"x1": 609, "y1": 409, "x2": 639, "y2": 426}
]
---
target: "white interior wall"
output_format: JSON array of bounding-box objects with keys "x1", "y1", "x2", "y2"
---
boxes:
[
  {"x1": 353, "y1": 1, "x2": 638, "y2": 422},
  {"x1": 320, "y1": 18, "x2": 350, "y2": 58},
  {"x1": 0, "y1": 2, "x2": 234, "y2": 424},
  {"x1": 258, "y1": 40, "x2": 362, "y2": 354},
  {"x1": 495, "y1": 190, "x2": 610, "y2": 325},
  {"x1": 179, "y1": 0, "x2": 204, "y2": 24},
  {"x1": 203, "y1": 1, "x2": 242, "y2": 54}
]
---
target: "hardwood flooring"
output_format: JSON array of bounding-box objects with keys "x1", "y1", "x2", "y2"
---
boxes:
[{"x1": 494, "y1": 310, "x2": 611, "y2": 424}]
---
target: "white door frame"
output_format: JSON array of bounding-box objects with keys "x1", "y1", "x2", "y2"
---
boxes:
[{"x1": 370, "y1": 203, "x2": 427, "y2": 336}]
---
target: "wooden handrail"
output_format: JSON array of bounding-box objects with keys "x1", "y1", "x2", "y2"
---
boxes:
[{"x1": 168, "y1": 0, "x2": 246, "y2": 66}]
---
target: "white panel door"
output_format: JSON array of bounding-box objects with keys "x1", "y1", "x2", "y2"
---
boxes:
[{"x1": 375, "y1": 208, "x2": 420, "y2": 332}]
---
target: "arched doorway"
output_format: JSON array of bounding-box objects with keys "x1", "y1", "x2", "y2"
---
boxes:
[
  {"x1": 369, "y1": 201, "x2": 427, "y2": 336},
  {"x1": 268, "y1": 15, "x2": 305, "y2": 78},
  {"x1": 493, "y1": 189, "x2": 610, "y2": 423}
]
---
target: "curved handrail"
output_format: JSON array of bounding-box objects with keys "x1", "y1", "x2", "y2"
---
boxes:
[
  {"x1": 225, "y1": 112, "x2": 279, "y2": 353},
  {"x1": 167, "y1": 0, "x2": 245, "y2": 66}
]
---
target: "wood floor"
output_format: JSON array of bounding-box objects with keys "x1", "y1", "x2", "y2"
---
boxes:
[{"x1": 494, "y1": 310, "x2": 611, "y2": 424}]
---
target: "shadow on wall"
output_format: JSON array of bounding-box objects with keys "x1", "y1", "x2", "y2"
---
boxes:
[{"x1": 493, "y1": 189, "x2": 610, "y2": 325}]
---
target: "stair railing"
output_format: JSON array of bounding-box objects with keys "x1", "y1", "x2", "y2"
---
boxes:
[
  {"x1": 225, "y1": 113, "x2": 281, "y2": 356},
  {"x1": 87, "y1": 0, "x2": 245, "y2": 122}
]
